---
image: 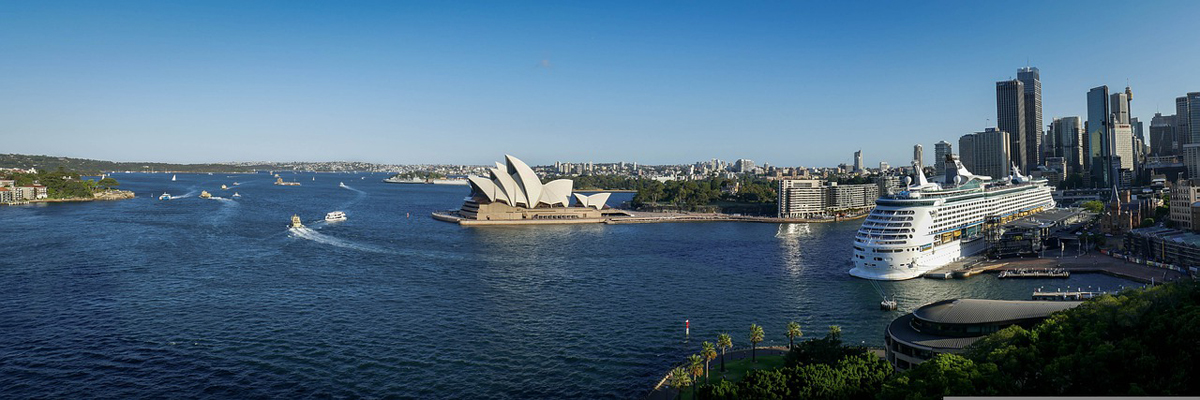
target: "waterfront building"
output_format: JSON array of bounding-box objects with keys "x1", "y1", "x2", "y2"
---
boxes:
[
  {"x1": 1125, "y1": 227, "x2": 1200, "y2": 273},
  {"x1": 1051, "y1": 117, "x2": 1085, "y2": 174},
  {"x1": 997, "y1": 79, "x2": 1027, "y2": 172},
  {"x1": 958, "y1": 128, "x2": 1011, "y2": 180},
  {"x1": 1170, "y1": 178, "x2": 1200, "y2": 230},
  {"x1": 913, "y1": 144, "x2": 923, "y2": 169},
  {"x1": 934, "y1": 141, "x2": 952, "y2": 177},
  {"x1": 884, "y1": 299, "x2": 1080, "y2": 370},
  {"x1": 441, "y1": 155, "x2": 610, "y2": 224},
  {"x1": 1151, "y1": 113, "x2": 1178, "y2": 156},
  {"x1": 777, "y1": 179, "x2": 879, "y2": 218},
  {"x1": 0, "y1": 187, "x2": 12, "y2": 203},
  {"x1": 1018, "y1": 67, "x2": 1043, "y2": 170},
  {"x1": 853, "y1": 150, "x2": 864, "y2": 173},
  {"x1": 1087, "y1": 86, "x2": 1112, "y2": 187}
]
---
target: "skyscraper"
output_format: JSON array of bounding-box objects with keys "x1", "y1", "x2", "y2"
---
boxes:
[
  {"x1": 913, "y1": 144, "x2": 923, "y2": 169},
  {"x1": 1050, "y1": 117, "x2": 1084, "y2": 174},
  {"x1": 1190, "y1": 92, "x2": 1200, "y2": 145},
  {"x1": 1017, "y1": 67, "x2": 1043, "y2": 169},
  {"x1": 1087, "y1": 86, "x2": 1111, "y2": 187},
  {"x1": 1150, "y1": 113, "x2": 1176, "y2": 157},
  {"x1": 1110, "y1": 89, "x2": 1131, "y2": 124},
  {"x1": 934, "y1": 141, "x2": 952, "y2": 177},
  {"x1": 1178, "y1": 95, "x2": 1191, "y2": 148},
  {"x1": 853, "y1": 150, "x2": 863, "y2": 172},
  {"x1": 958, "y1": 128, "x2": 1010, "y2": 180},
  {"x1": 996, "y1": 79, "x2": 1027, "y2": 172}
]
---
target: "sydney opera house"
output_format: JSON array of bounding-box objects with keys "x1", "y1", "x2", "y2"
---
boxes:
[{"x1": 433, "y1": 155, "x2": 613, "y2": 225}]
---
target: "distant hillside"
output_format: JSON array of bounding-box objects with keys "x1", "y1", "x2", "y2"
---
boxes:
[{"x1": 0, "y1": 154, "x2": 264, "y2": 174}]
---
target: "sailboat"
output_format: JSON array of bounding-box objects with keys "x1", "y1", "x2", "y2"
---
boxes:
[{"x1": 172, "y1": 174, "x2": 176, "y2": 181}]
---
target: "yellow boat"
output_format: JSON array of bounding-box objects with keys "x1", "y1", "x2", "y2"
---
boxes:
[
  {"x1": 290, "y1": 214, "x2": 304, "y2": 229},
  {"x1": 200, "y1": 190, "x2": 211, "y2": 199}
]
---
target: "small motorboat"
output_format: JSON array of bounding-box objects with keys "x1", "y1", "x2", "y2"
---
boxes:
[
  {"x1": 159, "y1": 192, "x2": 171, "y2": 200},
  {"x1": 325, "y1": 211, "x2": 347, "y2": 222},
  {"x1": 339, "y1": 182, "x2": 347, "y2": 188},
  {"x1": 221, "y1": 184, "x2": 229, "y2": 190},
  {"x1": 199, "y1": 191, "x2": 212, "y2": 199},
  {"x1": 231, "y1": 192, "x2": 241, "y2": 198}
]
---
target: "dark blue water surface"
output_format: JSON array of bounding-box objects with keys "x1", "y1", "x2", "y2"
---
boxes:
[{"x1": 0, "y1": 173, "x2": 1136, "y2": 399}]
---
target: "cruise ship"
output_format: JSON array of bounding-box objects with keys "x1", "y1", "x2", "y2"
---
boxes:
[{"x1": 849, "y1": 158, "x2": 1055, "y2": 280}]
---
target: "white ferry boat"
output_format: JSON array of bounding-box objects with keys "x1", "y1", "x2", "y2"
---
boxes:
[
  {"x1": 849, "y1": 159, "x2": 1055, "y2": 280},
  {"x1": 325, "y1": 211, "x2": 347, "y2": 222}
]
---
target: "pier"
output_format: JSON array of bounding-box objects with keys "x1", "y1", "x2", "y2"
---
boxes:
[
  {"x1": 998, "y1": 268, "x2": 1069, "y2": 279},
  {"x1": 921, "y1": 253, "x2": 1185, "y2": 284},
  {"x1": 1031, "y1": 290, "x2": 1109, "y2": 301}
]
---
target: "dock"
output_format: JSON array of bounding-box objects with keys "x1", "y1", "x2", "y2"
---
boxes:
[
  {"x1": 920, "y1": 253, "x2": 1185, "y2": 284},
  {"x1": 998, "y1": 268, "x2": 1069, "y2": 279},
  {"x1": 1032, "y1": 289, "x2": 1110, "y2": 301}
]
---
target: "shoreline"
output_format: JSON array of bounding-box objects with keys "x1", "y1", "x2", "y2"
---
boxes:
[
  {"x1": 432, "y1": 210, "x2": 868, "y2": 226},
  {"x1": 2, "y1": 190, "x2": 136, "y2": 205}
]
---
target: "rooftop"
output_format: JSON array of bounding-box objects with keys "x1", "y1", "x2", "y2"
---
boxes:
[{"x1": 912, "y1": 299, "x2": 1081, "y2": 325}]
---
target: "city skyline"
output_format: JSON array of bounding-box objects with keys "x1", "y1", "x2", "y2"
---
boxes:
[{"x1": 2, "y1": 1, "x2": 1199, "y2": 168}]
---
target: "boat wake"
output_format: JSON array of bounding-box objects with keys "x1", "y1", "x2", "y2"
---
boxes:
[
  {"x1": 337, "y1": 184, "x2": 367, "y2": 210},
  {"x1": 288, "y1": 226, "x2": 390, "y2": 254},
  {"x1": 170, "y1": 189, "x2": 200, "y2": 199}
]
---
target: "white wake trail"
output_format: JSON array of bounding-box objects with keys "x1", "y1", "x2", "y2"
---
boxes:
[
  {"x1": 336, "y1": 184, "x2": 368, "y2": 210},
  {"x1": 288, "y1": 226, "x2": 390, "y2": 254}
]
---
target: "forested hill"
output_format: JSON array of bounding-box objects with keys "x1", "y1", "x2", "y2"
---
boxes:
[{"x1": 0, "y1": 154, "x2": 264, "y2": 174}]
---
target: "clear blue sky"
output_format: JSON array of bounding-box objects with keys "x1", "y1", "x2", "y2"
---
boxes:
[{"x1": 2, "y1": 1, "x2": 1197, "y2": 167}]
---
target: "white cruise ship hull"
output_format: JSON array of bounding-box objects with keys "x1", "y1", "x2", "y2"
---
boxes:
[{"x1": 849, "y1": 238, "x2": 986, "y2": 280}]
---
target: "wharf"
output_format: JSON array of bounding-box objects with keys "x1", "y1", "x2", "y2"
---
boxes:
[
  {"x1": 1032, "y1": 290, "x2": 1109, "y2": 301},
  {"x1": 998, "y1": 268, "x2": 1070, "y2": 279},
  {"x1": 921, "y1": 253, "x2": 1185, "y2": 284}
]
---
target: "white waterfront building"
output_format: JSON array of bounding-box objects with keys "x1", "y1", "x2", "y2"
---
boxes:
[{"x1": 848, "y1": 159, "x2": 1055, "y2": 280}]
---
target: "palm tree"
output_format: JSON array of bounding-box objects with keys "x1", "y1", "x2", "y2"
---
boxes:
[
  {"x1": 748, "y1": 324, "x2": 764, "y2": 363},
  {"x1": 668, "y1": 366, "x2": 691, "y2": 398},
  {"x1": 701, "y1": 341, "x2": 717, "y2": 384},
  {"x1": 687, "y1": 354, "x2": 704, "y2": 397},
  {"x1": 786, "y1": 321, "x2": 803, "y2": 349},
  {"x1": 717, "y1": 333, "x2": 732, "y2": 373}
]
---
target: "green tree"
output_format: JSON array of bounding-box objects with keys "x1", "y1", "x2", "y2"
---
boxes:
[
  {"x1": 97, "y1": 177, "x2": 119, "y2": 191},
  {"x1": 701, "y1": 341, "x2": 717, "y2": 384},
  {"x1": 1141, "y1": 217, "x2": 1154, "y2": 227},
  {"x1": 669, "y1": 366, "x2": 692, "y2": 397},
  {"x1": 748, "y1": 324, "x2": 765, "y2": 363},
  {"x1": 1081, "y1": 200, "x2": 1105, "y2": 213},
  {"x1": 880, "y1": 353, "x2": 1003, "y2": 399},
  {"x1": 716, "y1": 333, "x2": 732, "y2": 373},
  {"x1": 688, "y1": 354, "x2": 705, "y2": 397},
  {"x1": 827, "y1": 325, "x2": 841, "y2": 340},
  {"x1": 785, "y1": 321, "x2": 802, "y2": 349}
]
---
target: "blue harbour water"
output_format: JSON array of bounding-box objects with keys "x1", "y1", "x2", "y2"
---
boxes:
[{"x1": 1, "y1": 173, "x2": 1136, "y2": 399}]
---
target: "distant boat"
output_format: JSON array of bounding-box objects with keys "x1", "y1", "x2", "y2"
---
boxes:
[
  {"x1": 159, "y1": 192, "x2": 171, "y2": 200},
  {"x1": 339, "y1": 182, "x2": 347, "y2": 188},
  {"x1": 325, "y1": 211, "x2": 347, "y2": 222},
  {"x1": 200, "y1": 191, "x2": 212, "y2": 199},
  {"x1": 290, "y1": 214, "x2": 304, "y2": 229},
  {"x1": 171, "y1": 175, "x2": 176, "y2": 181},
  {"x1": 221, "y1": 184, "x2": 229, "y2": 190},
  {"x1": 233, "y1": 182, "x2": 240, "y2": 186},
  {"x1": 312, "y1": 176, "x2": 316, "y2": 181},
  {"x1": 232, "y1": 192, "x2": 241, "y2": 198}
]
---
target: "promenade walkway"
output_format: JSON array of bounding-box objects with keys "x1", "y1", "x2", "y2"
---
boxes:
[
  {"x1": 923, "y1": 252, "x2": 1186, "y2": 284},
  {"x1": 644, "y1": 346, "x2": 787, "y2": 400}
]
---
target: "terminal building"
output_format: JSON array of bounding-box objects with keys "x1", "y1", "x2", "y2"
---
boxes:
[{"x1": 884, "y1": 299, "x2": 1081, "y2": 371}]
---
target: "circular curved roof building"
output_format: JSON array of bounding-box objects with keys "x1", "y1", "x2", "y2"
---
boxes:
[{"x1": 884, "y1": 298, "x2": 1080, "y2": 370}]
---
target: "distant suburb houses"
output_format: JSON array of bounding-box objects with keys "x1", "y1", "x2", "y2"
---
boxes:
[{"x1": 0, "y1": 180, "x2": 48, "y2": 203}]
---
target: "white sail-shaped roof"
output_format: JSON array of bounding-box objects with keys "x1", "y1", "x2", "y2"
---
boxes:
[
  {"x1": 573, "y1": 193, "x2": 611, "y2": 210},
  {"x1": 505, "y1": 155, "x2": 542, "y2": 208},
  {"x1": 540, "y1": 179, "x2": 573, "y2": 207},
  {"x1": 490, "y1": 165, "x2": 522, "y2": 206}
]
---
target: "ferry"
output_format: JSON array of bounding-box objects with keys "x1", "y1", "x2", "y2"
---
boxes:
[
  {"x1": 290, "y1": 214, "x2": 304, "y2": 229},
  {"x1": 199, "y1": 190, "x2": 212, "y2": 199},
  {"x1": 325, "y1": 211, "x2": 347, "y2": 222},
  {"x1": 849, "y1": 158, "x2": 1055, "y2": 280},
  {"x1": 159, "y1": 192, "x2": 171, "y2": 200}
]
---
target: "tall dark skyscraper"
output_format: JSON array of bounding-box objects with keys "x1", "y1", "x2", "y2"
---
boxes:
[
  {"x1": 996, "y1": 79, "x2": 1026, "y2": 172},
  {"x1": 1150, "y1": 113, "x2": 1177, "y2": 156},
  {"x1": 1017, "y1": 67, "x2": 1042, "y2": 170},
  {"x1": 1189, "y1": 92, "x2": 1200, "y2": 145},
  {"x1": 1178, "y1": 96, "x2": 1191, "y2": 148},
  {"x1": 1087, "y1": 86, "x2": 1111, "y2": 187}
]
